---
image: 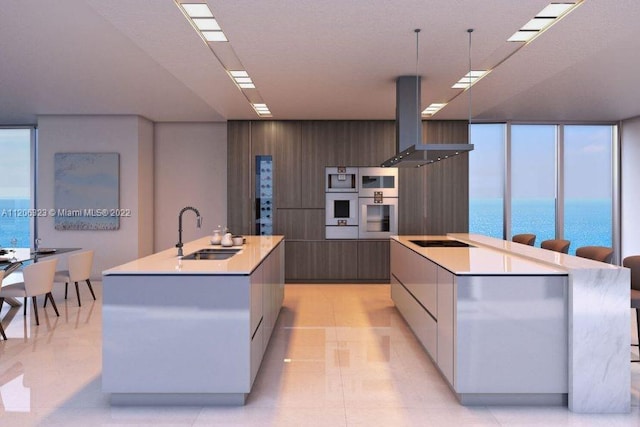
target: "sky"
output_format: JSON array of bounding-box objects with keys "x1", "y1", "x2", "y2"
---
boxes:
[
  {"x1": 469, "y1": 124, "x2": 613, "y2": 200},
  {"x1": 0, "y1": 129, "x2": 31, "y2": 198}
]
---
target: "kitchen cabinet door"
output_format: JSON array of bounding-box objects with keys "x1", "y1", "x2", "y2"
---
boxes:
[{"x1": 357, "y1": 240, "x2": 390, "y2": 281}]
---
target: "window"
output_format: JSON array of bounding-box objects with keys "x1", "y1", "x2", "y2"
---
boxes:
[
  {"x1": 511, "y1": 125, "x2": 556, "y2": 243},
  {"x1": 470, "y1": 123, "x2": 616, "y2": 255},
  {"x1": 563, "y1": 125, "x2": 613, "y2": 253},
  {"x1": 0, "y1": 128, "x2": 33, "y2": 248},
  {"x1": 468, "y1": 124, "x2": 505, "y2": 238}
]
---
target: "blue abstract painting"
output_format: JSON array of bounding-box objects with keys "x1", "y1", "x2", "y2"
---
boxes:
[{"x1": 54, "y1": 153, "x2": 119, "y2": 230}]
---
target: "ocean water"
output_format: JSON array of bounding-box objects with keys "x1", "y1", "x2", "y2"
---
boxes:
[
  {"x1": 1, "y1": 197, "x2": 613, "y2": 255},
  {"x1": 0, "y1": 198, "x2": 31, "y2": 247},
  {"x1": 470, "y1": 198, "x2": 612, "y2": 255}
]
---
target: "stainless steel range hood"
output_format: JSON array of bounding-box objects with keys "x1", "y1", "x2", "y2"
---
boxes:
[{"x1": 381, "y1": 76, "x2": 473, "y2": 168}]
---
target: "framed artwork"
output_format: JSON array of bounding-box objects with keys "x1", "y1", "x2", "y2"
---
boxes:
[{"x1": 54, "y1": 153, "x2": 120, "y2": 230}]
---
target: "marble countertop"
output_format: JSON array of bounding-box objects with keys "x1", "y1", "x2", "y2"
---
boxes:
[
  {"x1": 449, "y1": 233, "x2": 620, "y2": 270},
  {"x1": 392, "y1": 235, "x2": 568, "y2": 276},
  {"x1": 103, "y1": 235, "x2": 284, "y2": 276}
]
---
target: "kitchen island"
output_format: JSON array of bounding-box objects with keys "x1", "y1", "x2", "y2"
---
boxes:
[
  {"x1": 102, "y1": 235, "x2": 284, "y2": 405},
  {"x1": 391, "y1": 234, "x2": 629, "y2": 414}
]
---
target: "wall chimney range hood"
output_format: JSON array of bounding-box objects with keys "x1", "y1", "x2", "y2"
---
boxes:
[{"x1": 380, "y1": 76, "x2": 473, "y2": 168}]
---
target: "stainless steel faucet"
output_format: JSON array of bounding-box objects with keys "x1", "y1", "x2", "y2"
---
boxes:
[{"x1": 176, "y1": 206, "x2": 202, "y2": 256}]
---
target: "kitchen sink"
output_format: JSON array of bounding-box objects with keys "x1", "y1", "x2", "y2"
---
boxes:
[
  {"x1": 182, "y1": 248, "x2": 241, "y2": 260},
  {"x1": 409, "y1": 239, "x2": 474, "y2": 248}
]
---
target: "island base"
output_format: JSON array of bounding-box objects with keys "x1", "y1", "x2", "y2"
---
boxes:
[
  {"x1": 109, "y1": 392, "x2": 247, "y2": 406},
  {"x1": 457, "y1": 393, "x2": 568, "y2": 406}
]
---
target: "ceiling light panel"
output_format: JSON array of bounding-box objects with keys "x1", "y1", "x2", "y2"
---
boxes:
[
  {"x1": 508, "y1": 30, "x2": 538, "y2": 42},
  {"x1": 451, "y1": 70, "x2": 489, "y2": 89},
  {"x1": 537, "y1": 3, "x2": 575, "y2": 18},
  {"x1": 181, "y1": 3, "x2": 213, "y2": 18},
  {"x1": 230, "y1": 71, "x2": 249, "y2": 78},
  {"x1": 176, "y1": 1, "x2": 271, "y2": 118},
  {"x1": 507, "y1": 2, "x2": 581, "y2": 43},
  {"x1": 252, "y1": 103, "x2": 272, "y2": 116},
  {"x1": 202, "y1": 30, "x2": 228, "y2": 42},
  {"x1": 422, "y1": 103, "x2": 447, "y2": 116},
  {"x1": 177, "y1": 2, "x2": 228, "y2": 42},
  {"x1": 192, "y1": 18, "x2": 221, "y2": 31},
  {"x1": 521, "y1": 17, "x2": 555, "y2": 31}
]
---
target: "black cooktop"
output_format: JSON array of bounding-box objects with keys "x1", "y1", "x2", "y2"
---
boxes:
[{"x1": 409, "y1": 239, "x2": 474, "y2": 248}]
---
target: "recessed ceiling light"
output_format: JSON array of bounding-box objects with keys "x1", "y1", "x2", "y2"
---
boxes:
[
  {"x1": 177, "y1": 2, "x2": 272, "y2": 117},
  {"x1": 508, "y1": 2, "x2": 580, "y2": 43},
  {"x1": 451, "y1": 70, "x2": 489, "y2": 89},
  {"x1": 507, "y1": 30, "x2": 537, "y2": 42},
  {"x1": 252, "y1": 103, "x2": 272, "y2": 116},
  {"x1": 181, "y1": 3, "x2": 213, "y2": 18},
  {"x1": 192, "y1": 18, "x2": 221, "y2": 31},
  {"x1": 422, "y1": 103, "x2": 447, "y2": 116},
  {"x1": 521, "y1": 17, "x2": 555, "y2": 31},
  {"x1": 202, "y1": 31, "x2": 228, "y2": 42},
  {"x1": 537, "y1": 3, "x2": 575, "y2": 18}
]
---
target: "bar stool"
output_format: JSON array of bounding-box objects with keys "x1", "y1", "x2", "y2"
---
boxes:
[
  {"x1": 575, "y1": 246, "x2": 613, "y2": 264},
  {"x1": 623, "y1": 256, "x2": 640, "y2": 362},
  {"x1": 512, "y1": 234, "x2": 536, "y2": 246},
  {"x1": 540, "y1": 239, "x2": 570, "y2": 254}
]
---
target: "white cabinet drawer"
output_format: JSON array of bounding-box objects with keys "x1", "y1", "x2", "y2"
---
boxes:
[{"x1": 391, "y1": 276, "x2": 437, "y2": 358}]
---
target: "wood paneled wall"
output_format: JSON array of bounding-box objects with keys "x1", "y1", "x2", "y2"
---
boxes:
[{"x1": 227, "y1": 120, "x2": 469, "y2": 282}]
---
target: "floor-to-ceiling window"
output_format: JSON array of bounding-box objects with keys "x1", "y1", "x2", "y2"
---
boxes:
[
  {"x1": 468, "y1": 124, "x2": 505, "y2": 238},
  {"x1": 0, "y1": 127, "x2": 34, "y2": 248},
  {"x1": 511, "y1": 125, "x2": 557, "y2": 244},
  {"x1": 563, "y1": 125, "x2": 614, "y2": 252},
  {"x1": 470, "y1": 123, "x2": 616, "y2": 256}
]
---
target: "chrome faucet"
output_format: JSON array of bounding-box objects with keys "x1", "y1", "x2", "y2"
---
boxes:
[{"x1": 176, "y1": 206, "x2": 202, "y2": 256}]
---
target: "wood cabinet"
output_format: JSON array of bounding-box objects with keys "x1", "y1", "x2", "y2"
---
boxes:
[
  {"x1": 285, "y1": 241, "x2": 358, "y2": 281},
  {"x1": 227, "y1": 119, "x2": 469, "y2": 282},
  {"x1": 357, "y1": 240, "x2": 390, "y2": 281}
]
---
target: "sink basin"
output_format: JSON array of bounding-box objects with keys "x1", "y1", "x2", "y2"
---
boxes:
[{"x1": 182, "y1": 248, "x2": 241, "y2": 260}]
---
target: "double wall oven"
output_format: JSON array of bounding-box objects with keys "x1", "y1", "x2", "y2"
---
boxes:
[{"x1": 325, "y1": 167, "x2": 398, "y2": 239}]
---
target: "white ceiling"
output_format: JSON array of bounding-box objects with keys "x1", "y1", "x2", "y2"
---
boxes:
[{"x1": 1, "y1": 0, "x2": 639, "y2": 124}]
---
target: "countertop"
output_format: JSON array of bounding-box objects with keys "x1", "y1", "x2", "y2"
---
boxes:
[
  {"x1": 450, "y1": 233, "x2": 620, "y2": 270},
  {"x1": 392, "y1": 235, "x2": 568, "y2": 276},
  {"x1": 103, "y1": 235, "x2": 284, "y2": 276}
]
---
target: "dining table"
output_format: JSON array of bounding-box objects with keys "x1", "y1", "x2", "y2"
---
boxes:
[{"x1": 0, "y1": 247, "x2": 80, "y2": 307}]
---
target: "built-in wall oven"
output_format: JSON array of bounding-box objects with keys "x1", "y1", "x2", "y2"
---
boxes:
[
  {"x1": 325, "y1": 166, "x2": 398, "y2": 239},
  {"x1": 325, "y1": 167, "x2": 359, "y2": 239},
  {"x1": 325, "y1": 193, "x2": 359, "y2": 239},
  {"x1": 358, "y1": 167, "x2": 398, "y2": 197},
  {"x1": 326, "y1": 167, "x2": 358, "y2": 192},
  {"x1": 359, "y1": 195, "x2": 398, "y2": 239}
]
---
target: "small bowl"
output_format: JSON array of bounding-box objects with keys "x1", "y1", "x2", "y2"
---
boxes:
[{"x1": 232, "y1": 235, "x2": 244, "y2": 246}]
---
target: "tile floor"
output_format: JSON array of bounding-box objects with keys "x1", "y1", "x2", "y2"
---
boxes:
[{"x1": 0, "y1": 282, "x2": 640, "y2": 426}]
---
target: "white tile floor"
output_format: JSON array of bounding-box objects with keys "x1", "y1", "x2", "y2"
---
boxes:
[{"x1": 1, "y1": 282, "x2": 640, "y2": 426}]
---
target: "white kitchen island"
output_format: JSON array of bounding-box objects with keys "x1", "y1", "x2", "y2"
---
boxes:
[
  {"x1": 391, "y1": 234, "x2": 630, "y2": 414},
  {"x1": 102, "y1": 235, "x2": 284, "y2": 406}
]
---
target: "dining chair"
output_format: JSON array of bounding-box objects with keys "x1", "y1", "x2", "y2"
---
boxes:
[
  {"x1": 623, "y1": 256, "x2": 640, "y2": 362},
  {"x1": 0, "y1": 270, "x2": 7, "y2": 340},
  {"x1": 540, "y1": 239, "x2": 571, "y2": 254},
  {"x1": 52, "y1": 250, "x2": 95, "y2": 307},
  {"x1": 512, "y1": 234, "x2": 536, "y2": 246},
  {"x1": 1, "y1": 259, "x2": 59, "y2": 326},
  {"x1": 575, "y1": 246, "x2": 614, "y2": 264}
]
